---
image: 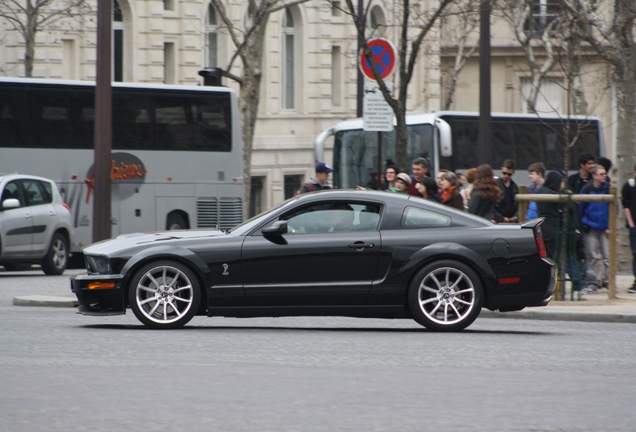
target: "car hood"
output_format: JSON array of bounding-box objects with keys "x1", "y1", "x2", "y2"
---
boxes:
[{"x1": 82, "y1": 229, "x2": 228, "y2": 255}]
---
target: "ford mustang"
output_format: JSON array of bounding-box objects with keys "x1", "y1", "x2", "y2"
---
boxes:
[{"x1": 71, "y1": 190, "x2": 556, "y2": 331}]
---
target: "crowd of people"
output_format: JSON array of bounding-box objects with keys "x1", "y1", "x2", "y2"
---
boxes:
[{"x1": 301, "y1": 155, "x2": 636, "y2": 298}]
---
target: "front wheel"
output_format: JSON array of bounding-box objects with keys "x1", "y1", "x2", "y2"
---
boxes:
[
  {"x1": 41, "y1": 233, "x2": 69, "y2": 275},
  {"x1": 408, "y1": 260, "x2": 483, "y2": 332},
  {"x1": 128, "y1": 261, "x2": 201, "y2": 329}
]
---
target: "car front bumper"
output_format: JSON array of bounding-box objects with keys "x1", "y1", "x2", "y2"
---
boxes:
[{"x1": 70, "y1": 273, "x2": 127, "y2": 316}]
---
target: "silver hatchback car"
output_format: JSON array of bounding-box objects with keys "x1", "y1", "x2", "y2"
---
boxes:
[{"x1": 0, "y1": 174, "x2": 74, "y2": 275}]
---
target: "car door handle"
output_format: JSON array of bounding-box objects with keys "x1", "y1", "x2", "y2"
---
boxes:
[{"x1": 348, "y1": 242, "x2": 375, "y2": 250}]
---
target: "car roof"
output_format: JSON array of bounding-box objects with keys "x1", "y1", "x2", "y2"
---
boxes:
[
  {"x1": 293, "y1": 189, "x2": 492, "y2": 227},
  {"x1": 0, "y1": 173, "x2": 56, "y2": 183}
]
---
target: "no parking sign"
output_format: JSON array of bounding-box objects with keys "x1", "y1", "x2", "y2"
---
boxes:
[{"x1": 359, "y1": 38, "x2": 396, "y2": 80}]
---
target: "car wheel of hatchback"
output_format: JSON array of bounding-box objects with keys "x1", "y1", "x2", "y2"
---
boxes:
[
  {"x1": 129, "y1": 261, "x2": 201, "y2": 329},
  {"x1": 408, "y1": 260, "x2": 483, "y2": 332},
  {"x1": 41, "y1": 233, "x2": 69, "y2": 275}
]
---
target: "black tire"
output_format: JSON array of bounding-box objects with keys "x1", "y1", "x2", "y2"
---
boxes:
[
  {"x1": 41, "y1": 233, "x2": 69, "y2": 275},
  {"x1": 167, "y1": 213, "x2": 187, "y2": 230},
  {"x1": 408, "y1": 260, "x2": 483, "y2": 332},
  {"x1": 128, "y1": 260, "x2": 201, "y2": 329}
]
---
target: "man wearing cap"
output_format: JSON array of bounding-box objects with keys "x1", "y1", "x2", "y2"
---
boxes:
[{"x1": 298, "y1": 162, "x2": 334, "y2": 194}]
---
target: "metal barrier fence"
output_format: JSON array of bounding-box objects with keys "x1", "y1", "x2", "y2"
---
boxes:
[{"x1": 516, "y1": 186, "x2": 617, "y2": 300}]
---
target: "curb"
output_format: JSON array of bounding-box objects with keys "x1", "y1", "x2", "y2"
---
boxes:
[
  {"x1": 480, "y1": 309, "x2": 636, "y2": 324},
  {"x1": 13, "y1": 295, "x2": 79, "y2": 308}
]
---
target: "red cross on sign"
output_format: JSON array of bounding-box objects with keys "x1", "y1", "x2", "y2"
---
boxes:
[{"x1": 359, "y1": 38, "x2": 397, "y2": 80}]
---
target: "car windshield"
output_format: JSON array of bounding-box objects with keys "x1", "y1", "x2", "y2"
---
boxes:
[{"x1": 228, "y1": 196, "x2": 299, "y2": 235}]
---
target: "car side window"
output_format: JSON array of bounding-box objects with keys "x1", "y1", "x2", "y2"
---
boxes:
[
  {"x1": 283, "y1": 202, "x2": 381, "y2": 234},
  {"x1": 21, "y1": 180, "x2": 47, "y2": 207},
  {"x1": 401, "y1": 206, "x2": 451, "y2": 228},
  {"x1": 38, "y1": 180, "x2": 54, "y2": 203},
  {"x1": 1, "y1": 181, "x2": 24, "y2": 207}
]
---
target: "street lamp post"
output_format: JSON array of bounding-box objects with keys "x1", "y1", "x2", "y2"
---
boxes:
[
  {"x1": 93, "y1": 0, "x2": 113, "y2": 242},
  {"x1": 478, "y1": 0, "x2": 492, "y2": 166}
]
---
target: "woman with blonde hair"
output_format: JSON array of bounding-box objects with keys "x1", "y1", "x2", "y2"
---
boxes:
[{"x1": 468, "y1": 164, "x2": 501, "y2": 221}]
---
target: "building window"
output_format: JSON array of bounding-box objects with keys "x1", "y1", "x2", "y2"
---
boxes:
[
  {"x1": 367, "y1": 6, "x2": 386, "y2": 38},
  {"x1": 113, "y1": 0, "x2": 124, "y2": 82},
  {"x1": 332, "y1": 0, "x2": 342, "y2": 17},
  {"x1": 525, "y1": 0, "x2": 560, "y2": 35},
  {"x1": 206, "y1": 4, "x2": 218, "y2": 67},
  {"x1": 332, "y1": 46, "x2": 342, "y2": 106},
  {"x1": 250, "y1": 176, "x2": 265, "y2": 217},
  {"x1": 282, "y1": 8, "x2": 295, "y2": 110},
  {"x1": 62, "y1": 40, "x2": 76, "y2": 80},
  {"x1": 521, "y1": 77, "x2": 564, "y2": 115},
  {"x1": 284, "y1": 175, "x2": 303, "y2": 199},
  {"x1": 164, "y1": 42, "x2": 175, "y2": 84}
]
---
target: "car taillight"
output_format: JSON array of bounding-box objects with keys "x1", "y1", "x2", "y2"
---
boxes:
[
  {"x1": 535, "y1": 229, "x2": 547, "y2": 258},
  {"x1": 63, "y1": 203, "x2": 72, "y2": 213}
]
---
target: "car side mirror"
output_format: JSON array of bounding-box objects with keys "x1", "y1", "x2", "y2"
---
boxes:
[
  {"x1": 1, "y1": 198, "x2": 20, "y2": 210},
  {"x1": 262, "y1": 220, "x2": 288, "y2": 236}
]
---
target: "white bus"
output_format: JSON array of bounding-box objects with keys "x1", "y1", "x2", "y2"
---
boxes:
[
  {"x1": 0, "y1": 77, "x2": 244, "y2": 253},
  {"x1": 315, "y1": 111, "x2": 605, "y2": 188}
]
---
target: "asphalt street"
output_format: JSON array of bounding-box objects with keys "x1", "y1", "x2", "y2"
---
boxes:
[{"x1": 2, "y1": 268, "x2": 636, "y2": 431}]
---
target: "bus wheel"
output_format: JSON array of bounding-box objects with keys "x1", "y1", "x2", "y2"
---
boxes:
[
  {"x1": 41, "y1": 233, "x2": 69, "y2": 275},
  {"x1": 128, "y1": 261, "x2": 201, "y2": 329},
  {"x1": 167, "y1": 213, "x2": 187, "y2": 230}
]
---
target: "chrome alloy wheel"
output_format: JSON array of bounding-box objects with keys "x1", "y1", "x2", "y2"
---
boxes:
[
  {"x1": 51, "y1": 237, "x2": 68, "y2": 269},
  {"x1": 134, "y1": 265, "x2": 195, "y2": 325},
  {"x1": 417, "y1": 267, "x2": 476, "y2": 325}
]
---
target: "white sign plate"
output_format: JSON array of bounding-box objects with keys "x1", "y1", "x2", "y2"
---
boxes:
[{"x1": 363, "y1": 82, "x2": 394, "y2": 132}]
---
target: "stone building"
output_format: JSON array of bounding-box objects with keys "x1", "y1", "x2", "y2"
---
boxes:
[
  {"x1": 0, "y1": 0, "x2": 619, "y2": 212},
  {"x1": 0, "y1": 0, "x2": 442, "y2": 214}
]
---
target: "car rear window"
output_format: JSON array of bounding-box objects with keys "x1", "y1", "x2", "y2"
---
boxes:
[{"x1": 401, "y1": 206, "x2": 451, "y2": 228}]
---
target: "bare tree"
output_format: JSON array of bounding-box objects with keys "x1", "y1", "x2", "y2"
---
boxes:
[
  {"x1": 209, "y1": 0, "x2": 309, "y2": 214},
  {"x1": 499, "y1": 0, "x2": 561, "y2": 112},
  {"x1": 440, "y1": 0, "x2": 480, "y2": 110},
  {"x1": 559, "y1": 0, "x2": 636, "y2": 191},
  {"x1": 0, "y1": 0, "x2": 90, "y2": 77},
  {"x1": 340, "y1": 0, "x2": 454, "y2": 170}
]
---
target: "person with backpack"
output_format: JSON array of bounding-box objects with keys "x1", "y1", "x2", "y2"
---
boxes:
[{"x1": 298, "y1": 162, "x2": 334, "y2": 194}]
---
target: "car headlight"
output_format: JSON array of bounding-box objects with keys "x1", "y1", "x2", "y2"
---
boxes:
[{"x1": 85, "y1": 255, "x2": 112, "y2": 274}]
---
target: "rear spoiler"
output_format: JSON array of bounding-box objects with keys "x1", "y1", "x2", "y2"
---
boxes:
[
  {"x1": 520, "y1": 218, "x2": 544, "y2": 229},
  {"x1": 521, "y1": 218, "x2": 547, "y2": 258}
]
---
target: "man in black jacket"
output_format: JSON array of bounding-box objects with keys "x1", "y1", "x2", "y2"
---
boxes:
[
  {"x1": 495, "y1": 159, "x2": 519, "y2": 223},
  {"x1": 621, "y1": 163, "x2": 636, "y2": 293}
]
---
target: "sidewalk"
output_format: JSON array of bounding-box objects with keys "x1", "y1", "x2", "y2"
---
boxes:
[
  {"x1": 12, "y1": 275, "x2": 636, "y2": 324},
  {"x1": 481, "y1": 274, "x2": 636, "y2": 323}
]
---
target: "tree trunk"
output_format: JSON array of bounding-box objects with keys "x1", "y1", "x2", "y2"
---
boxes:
[
  {"x1": 239, "y1": 14, "x2": 268, "y2": 218},
  {"x1": 24, "y1": 3, "x2": 37, "y2": 77},
  {"x1": 614, "y1": 72, "x2": 636, "y2": 190},
  {"x1": 394, "y1": 104, "x2": 408, "y2": 170}
]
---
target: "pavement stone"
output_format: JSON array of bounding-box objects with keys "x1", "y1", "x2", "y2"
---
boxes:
[{"x1": 11, "y1": 271, "x2": 636, "y2": 324}]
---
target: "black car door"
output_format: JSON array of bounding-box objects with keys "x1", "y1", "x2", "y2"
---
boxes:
[{"x1": 241, "y1": 201, "x2": 382, "y2": 307}]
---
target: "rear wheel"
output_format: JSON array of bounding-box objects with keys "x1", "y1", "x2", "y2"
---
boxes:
[
  {"x1": 408, "y1": 260, "x2": 483, "y2": 332},
  {"x1": 128, "y1": 261, "x2": 200, "y2": 329},
  {"x1": 167, "y1": 213, "x2": 187, "y2": 230},
  {"x1": 41, "y1": 233, "x2": 69, "y2": 275}
]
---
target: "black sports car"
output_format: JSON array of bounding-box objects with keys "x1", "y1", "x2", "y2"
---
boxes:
[{"x1": 71, "y1": 190, "x2": 556, "y2": 331}]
